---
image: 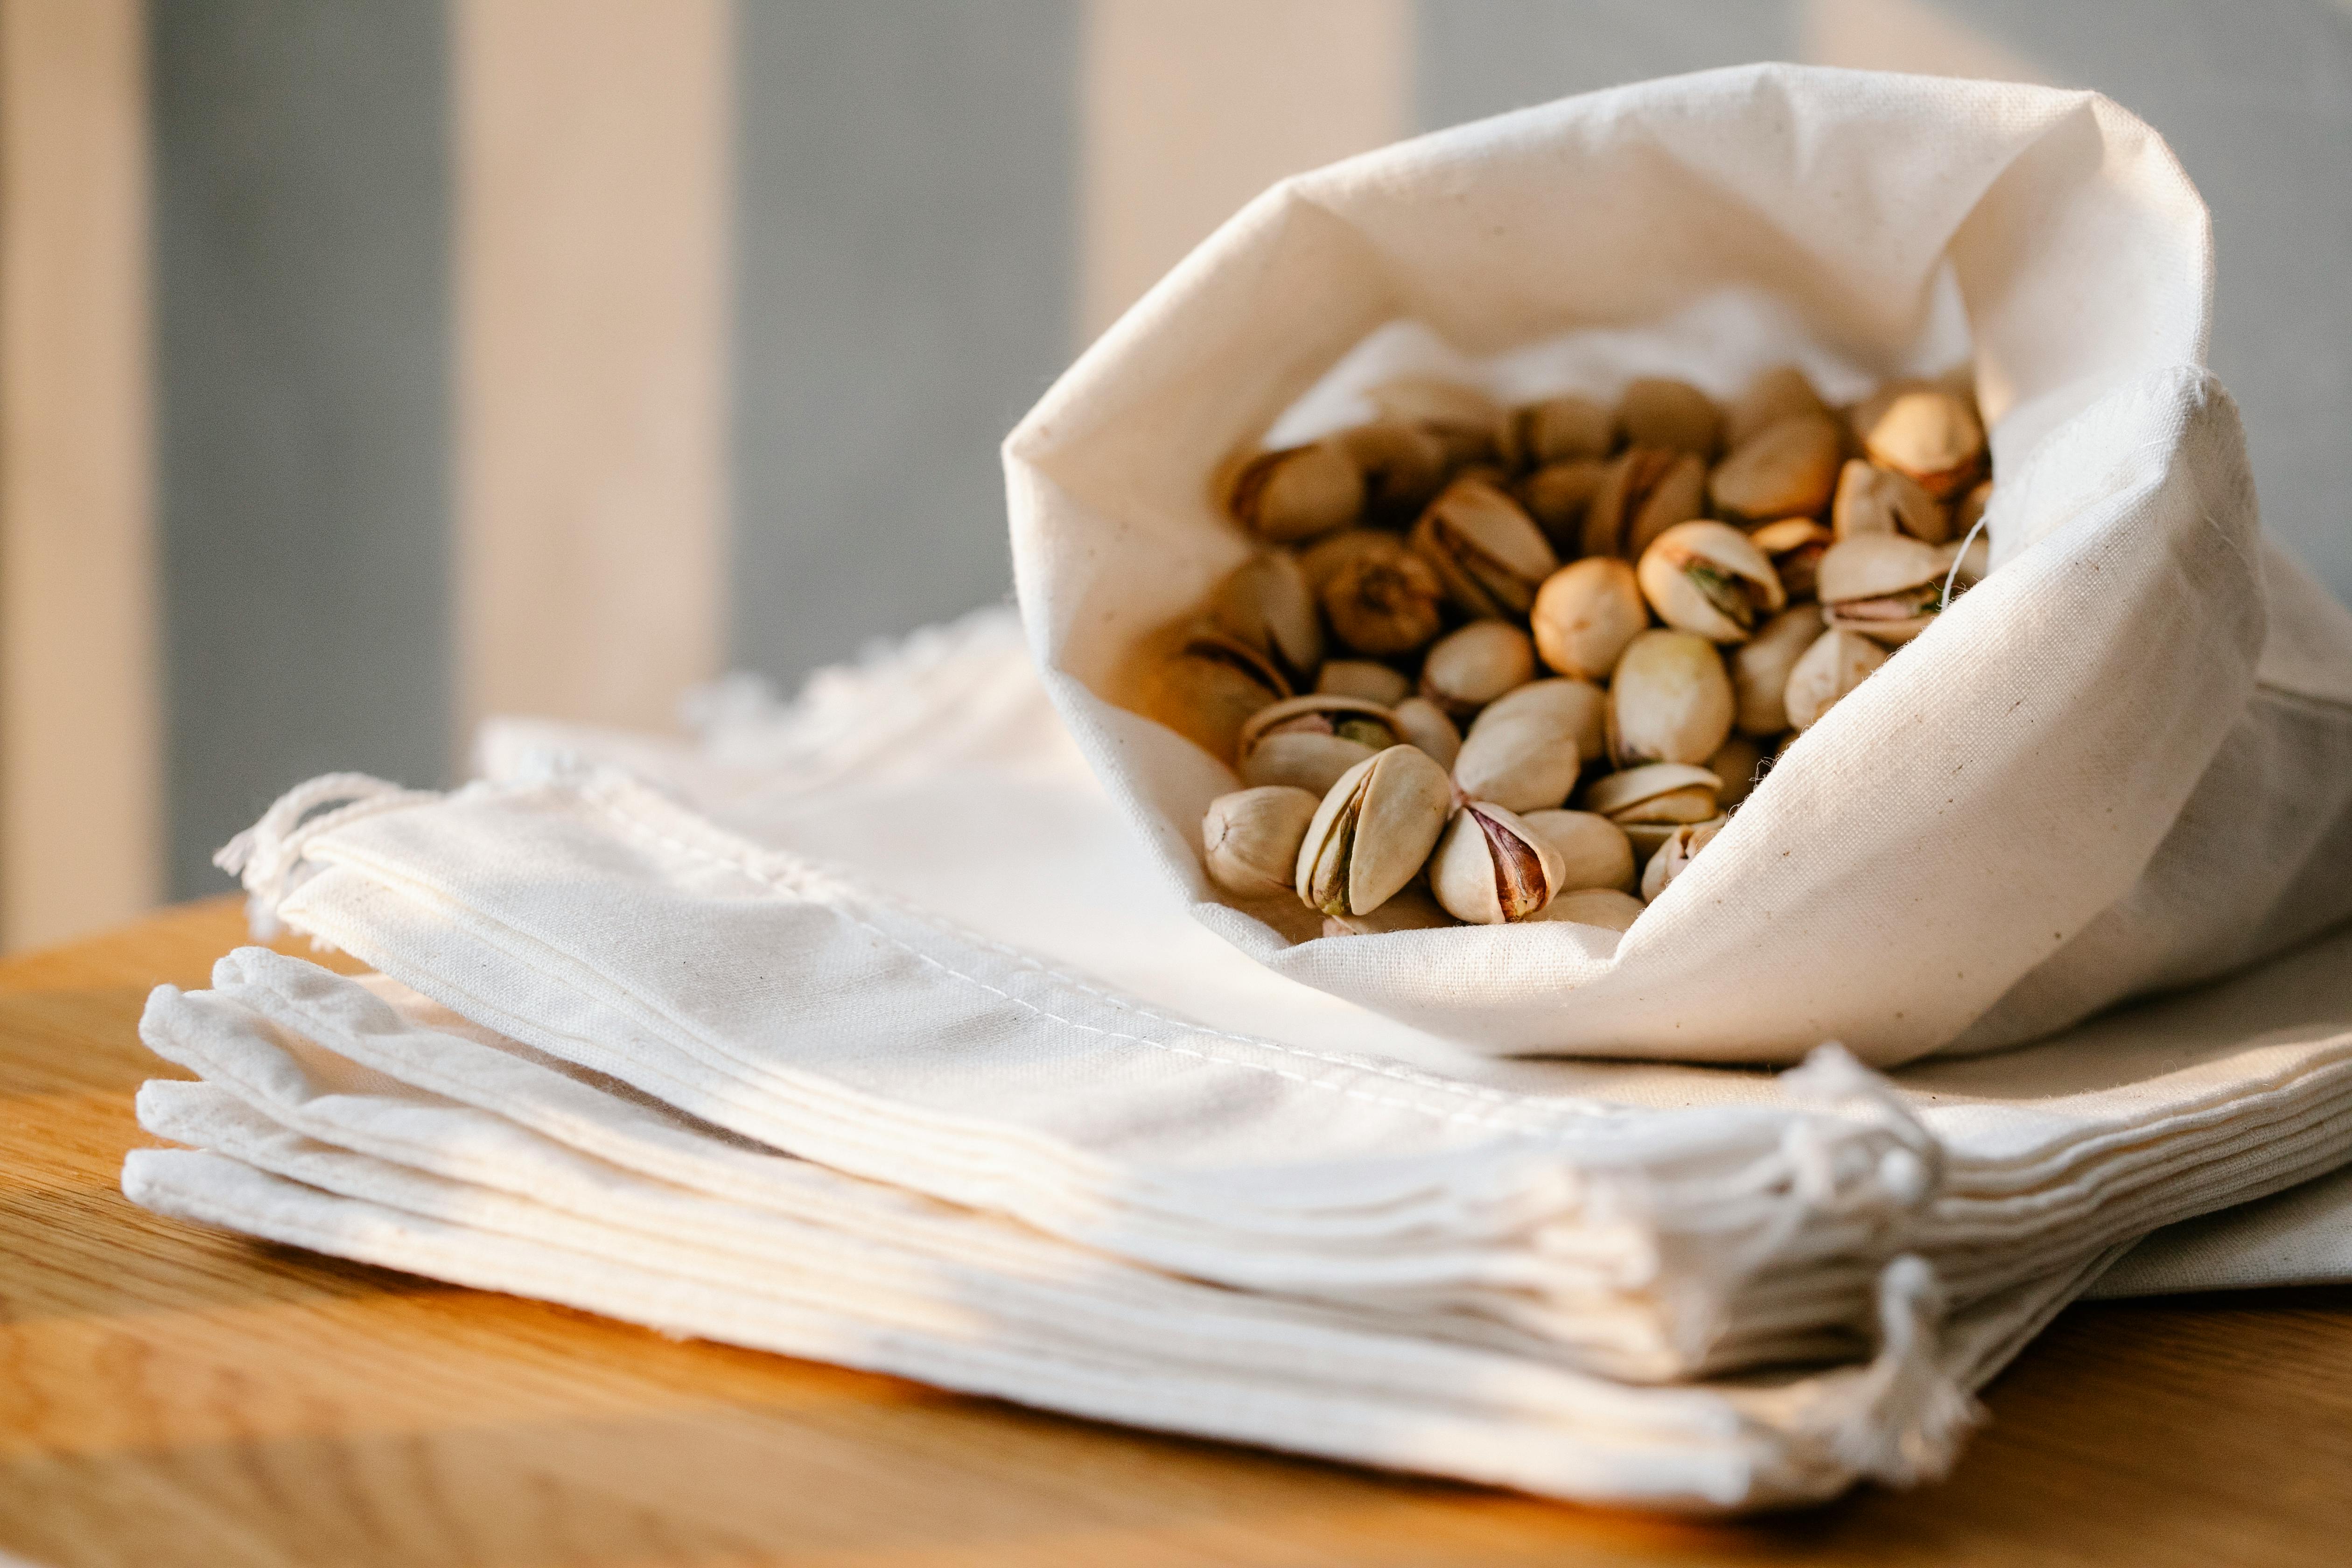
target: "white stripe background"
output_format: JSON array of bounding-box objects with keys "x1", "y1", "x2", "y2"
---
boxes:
[{"x1": 1, "y1": 0, "x2": 2346, "y2": 949}]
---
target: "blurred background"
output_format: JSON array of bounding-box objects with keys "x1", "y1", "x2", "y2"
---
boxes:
[{"x1": 3, "y1": 0, "x2": 2348, "y2": 952}]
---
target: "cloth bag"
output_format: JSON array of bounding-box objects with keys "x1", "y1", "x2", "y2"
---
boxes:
[{"x1": 1004, "y1": 63, "x2": 2352, "y2": 1065}]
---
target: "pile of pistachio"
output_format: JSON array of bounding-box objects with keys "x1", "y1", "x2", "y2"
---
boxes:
[{"x1": 1156, "y1": 365, "x2": 1993, "y2": 936}]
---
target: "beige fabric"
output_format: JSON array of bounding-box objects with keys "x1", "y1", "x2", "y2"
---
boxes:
[{"x1": 1004, "y1": 64, "x2": 2352, "y2": 1064}]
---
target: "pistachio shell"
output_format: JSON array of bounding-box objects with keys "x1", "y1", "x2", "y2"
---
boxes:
[
  {"x1": 1620, "y1": 377, "x2": 1721, "y2": 458},
  {"x1": 1583, "y1": 762, "x2": 1722, "y2": 822},
  {"x1": 1731, "y1": 606, "x2": 1827, "y2": 736},
  {"x1": 1725, "y1": 366, "x2": 1830, "y2": 448},
  {"x1": 1783, "y1": 628, "x2": 1888, "y2": 730},
  {"x1": 1207, "y1": 551, "x2": 1324, "y2": 689},
  {"x1": 1514, "y1": 458, "x2": 1609, "y2": 554},
  {"x1": 1452, "y1": 710, "x2": 1580, "y2": 814},
  {"x1": 1408, "y1": 478, "x2": 1559, "y2": 619},
  {"x1": 1635, "y1": 520, "x2": 1787, "y2": 643},
  {"x1": 1510, "y1": 394, "x2": 1618, "y2": 466},
  {"x1": 1819, "y1": 533, "x2": 1950, "y2": 643},
  {"x1": 1831, "y1": 458, "x2": 1948, "y2": 544},
  {"x1": 1317, "y1": 533, "x2": 1446, "y2": 657},
  {"x1": 1320, "y1": 883, "x2": 1456, "y2": 936},
  {"x1": 1529, "y1": 559, "x2": 1645, "y2": 684},
  {"x1": 1640, "y1": 816, "x2": 1726, "y2": 901},
  {"x1": 1389, "y1": 696, "x2": 1463, "y2": 770},
  {"x1": 1854, "y1": 386, "x2": 1985, "y2": 500},
  {"x1": 1338, "y1": 418, "x2": 1450, "y2": 523},
  {"x1": 1528, "y1": 886, "x2": 1646, "y2": 932},
  {"x1": 1367, "y1": 378, "x2": 1505, "y2": 469},
  {"x1": 1238, "y1": 694, "x2": 1402, "y2": 794},
  {"x1": 1707, "y1": 413, "x2": 1843, "y2": 522},
  {"x1": 1145, "y1": 632, "x2": 1289, "y2": 762},
  {"x1": 1940, "y1": 532, "x2": 1990, "y2": 587},
  {"x1": 1202, "y1": 786, "x2": 1321, "y2": 897},
  {"x1": 1621, "y1": 821, "x2": 1681, "y2": 867},
  {"x1": 1471, "y1": 678, "x2": 1607, "y2": 770},
  {"x1": 1582, "y1": 447, "x2": 1706, "y2": 559},
  {"x1": 1704, "y1": 735, "x2": 1765, "y2": 809},
  {"x1": 1519, "y1": 808, "x2": 1635, "y2": 893},
  {"x1": 1223, "y1": 442, "x2": 1365, "y2": 542},
  {"x1": 1606, "y1": 630, "x2": 1735, "y2": 767},
  {"x1": 1299, "y1": 528, "x2": 1396, "y2": 593},
  {"x1": 1430, "y1": 801, "x2": 1566, "y2": 924},
  {"x1": 1954, "y1": 478, "x2": 1992, "y2": 540},
  {"x1": 1316, "y1": 658, "x2": 1412, "y2": 707},
  {"x1": 1421, "y1": 619, "x2": 1536, "y2": 721},
  {"x1": 1295, "y1": 746, "x2": 1454, "y2": 917}
]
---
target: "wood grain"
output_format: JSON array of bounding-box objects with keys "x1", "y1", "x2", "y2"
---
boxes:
[{"x1": 2, "y1": 899, "x2": 2346, "y2": 1566}]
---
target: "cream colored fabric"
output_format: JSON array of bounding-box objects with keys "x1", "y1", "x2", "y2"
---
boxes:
[{"x1": 1003, "y1": 64, "x2": 2352, "y2": 1064}]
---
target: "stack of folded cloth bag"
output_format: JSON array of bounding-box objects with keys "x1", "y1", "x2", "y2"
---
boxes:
[{"x1": 126, "y1": 68, "x2": 2352, "y2": 1511}]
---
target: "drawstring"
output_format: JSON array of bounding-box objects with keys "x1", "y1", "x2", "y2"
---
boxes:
[
  {"x1": 1778, "y1": 1041, "x2": 1946, "y2": 1210},
  {"x1": 214, "y1": 773, "x2": 436, "y2": 938}
]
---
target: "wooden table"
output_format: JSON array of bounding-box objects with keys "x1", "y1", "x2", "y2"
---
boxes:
[{"x1": 3, "y1": 899, "x2": 2346, "y2": 1567}]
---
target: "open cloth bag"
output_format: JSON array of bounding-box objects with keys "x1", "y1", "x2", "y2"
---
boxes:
[{"x1": 1005, "y1": 64, "x2": 2352, "y2": 1065}]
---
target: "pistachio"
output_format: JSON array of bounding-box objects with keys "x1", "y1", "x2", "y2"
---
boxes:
[
  {"x1": 1725, "y1": 365, "x2": 1830, "y2": 448},
  {"x1": 1515, "y1": 458, "x2": 1609, "y2": 554},
  {"x1": 1419, "y1": 620, "x2": 1537, "y2": 721},
  {"x1": 1222, "y1": 441, "x2": 1365, "y2": 542},
  {"x1": 1509, "y1": 394, "x2": 1618, "y2": 466},
  {"x1": 1520, "y1": 808, "x2": 1636, "y2": 892},
  {"x1": 1746, "y1": 518, "x2": 1834, "y2": 602},
  {"x1": 1207, "y1": 551, "x2": 1323, "y2": 689},
  {"x1": 1731, "y1": 607, "x2": 1827, "y2": 736},
  {"x1": 1202, "y1": 786, "x2": 1322, "y2": 897},
  {"x1": 1430, "y1": 801, "x2": 1566, "y2": 924},
  {"x1": 1531, "y1": 558, "x2": 1649, "y2": 682},
  {"x1": 1452, "y1": 709, "x2": 1580, "y2": 814},
  {"x1": 1705, "y1": 735, "x2": 1765, "y2": 808},
  {"x1": 1408, "y1": 477, "x2": 1559, "y2": 619},
  {"x1": 1582, "y1": 446, "x2": 1707, "y2": 560},
  {"x1": 1238, "y1": 694, "x2": 1403, "y2": 794},
  {"x1": 1321, "y1": 883, "x2": 1455, "y2": 936},
  {"x1": 1472, "y1": 678, "x2": 1607, "y2": 771},
  {"x1": 1318, "y1": 533, "x2": 1446, "y2": 657},
  {"x1": 1146, "y1": 630, "x2": 1289, "y2": 762},
  {"x1": 1390, "y1": 695, "x2": 1463, "y2": 770},
  {"x1": 1620, "y1": 377, "x2": 1722, "y2": 458},
  {"x1": 1299, "y1": 527, "x2": 1395, "y2": 594},
  {"x1": 1583, "y1": 762, "x2": 1723, "y2": 826},
  {"x1": 1818, "y1": 533, "x2": 1951, "y2": 643},
  {"x1": 1707, "y1": 413, "x2": 1844, "y2": 522},
  {"x1": 1606, "y1": 630, "x2": 1736, "y2": 767},
  {"x1": 1316, "y1": 658, "x2": 1412, "y2": 707},
  {"x1": 1940, "y1": 532, "x2": 1990, "y2": 587},
  {"x1": 1953, "y1": 477, "x2": 1992, "y2": 541},
  {"x1": 1635, "y1": 521, "x2": 1787, "y2": 642},
  {"x1": 1853, "y1": 385, "x2": 1985, "y2": 500},
  {"x1": 1338, "y1": 418, "x2": 1451, "y2": 524},
  {"x1": 1295, "y1": 746, "x2": 1453, "y2": 918},
  {"x1": 1831, "y1": 458, "x2": 1948, "y2": 544},
  {"x1": 1367, "y1": 377, "x2": 1505, "y2": 470},
  {"x1": 1783, "y1": 628, "x2": 1888, "y2": 731},
  {"x1": 1527, "y1": 886, "x2": 1646, "y2": 932},
  {"x1": 1640, "y1": 816, "x2": 1727, "y2": 901}
]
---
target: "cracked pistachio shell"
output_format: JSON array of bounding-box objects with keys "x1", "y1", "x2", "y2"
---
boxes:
[
  {"x1": 1409, "y1": 478, "x2": 1559, "y2": 619},
  {"x1": 1430, "y1": 801, "x2": 1566, "y2": 924},
  {"x1": 1707, "y1": 413, "x2": 1844, "y2": 523},
  {"x1": 1202, "y1": 786, "x2": 1321, "y2": 897},
  {"x1": 1317, "y1": 533, "x2": 1446, "y2": 657},
  {"x1": 1509, "y1": 394, "x2": 1618, "y2": 467},
  {"x1": 1636, "y1": 521, "x2": 1787, "y2": 643},
  {"x1": 1145, "y1": 630, "x2": 1289, "y2": 762},
  {"x1": 1420, "y1": 620, "x2": 1536, "y2": 721},
  {"x1": 1705, "y1": 735, "x2": 1765, "y2": 809},
  {"x1": 1515, "y1": 458, "x2": 1609, "y2": 555},
  {"x1": 1451, "y1": 710, "x2": 1579, "y2": 814},
  {"x1": 1819, "y1": 533, "x2": 1949, "y2": 644},
  {"x1": 1238, "y1": 693, "x2": 1402, "y2": 795},
  {"x1": 1529, "y1": 558, "x2": 1647, "y2": 684},
  {"x1": 1299, "y1": 528, "x2": 1394, "y2": 593},
  {"x1": 1368, "y1": 377, "x2": 1505, "y2": 469},
  {"x1": 1520, "y1": 808, "x2": 1635, "y2": 893},
  {"x1": 1321, "y1": 883, "x2": 1455, "y2": 937},
  {"x1": 1316, "y1": 658, "x2": 1412, "y2": 707},
  {"x1": 1732, "y1": 606, "x2": 1827, "y2": 736},
  {"x1": 1583, "y1": 762, "x2": 1722, "y2": 826},
  {"x1": 1472, "y1": 678, "x2": 1606, "y2": 770},
  {"x1": 1620, "y1": 377, "x2": 1722, "y2": 458},
  {"x1": 1339, "y1": 418, "x2": 1450, "y2": 523},
  {"x1": 1853, "y1": 386, "x2": 1986, "y2": 500},
  {"x1": 1832, "y1": 458, "x2": 1949, "y2": 544},
  {"x1": 1528, "y1": 885, "x2": 1646, "y2": 932},
  {"x1": 1747, "y1": 518, "x2": 1834, "y2": 602},
  {"x1": 1725, "y1": 366, "x2": 1830, "y2": 448},
  {"x1": 1295, "y1": 746, "x2": 1453, "y2": 917},
  {"x1": 1582, "y1": 447, "x2": 1706, "y2": 560},
  {"x1": 1222, "y1": 441, "x2": 1365, "y2": 543},
  {"x1": 1784, "y1": 628, "x2": 1888, "y2": 731},
  {"x1": 1606, "y1": 630, "x2": 1735, "y2": 767},
  {"x1": 1207, "y1": 551, "x2": 1323, "y2": 689},
  {"x1": 1389, "y1": 696, "x2": 1463, "y2": 770},
  {"x1": 1640, "y1": 815, "x2": 1727, "y2": 902}
]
